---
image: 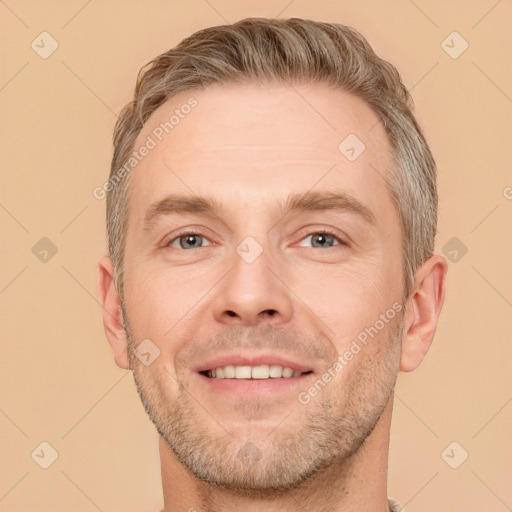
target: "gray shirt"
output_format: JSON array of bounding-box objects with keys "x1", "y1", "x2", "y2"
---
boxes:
[{"x1": 157, "y1": 498, "x2": 405, "y2": 511}]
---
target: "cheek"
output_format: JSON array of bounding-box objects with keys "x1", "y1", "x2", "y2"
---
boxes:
[
  {"x1": 123, "y1": 266, "x2": 175, "y2": 337},
  {"x1": 288, "y1": 259, "x2": 402, "y2": 355},
  {"x1": 123, "y1": 261, "x2": 217, "y2": 342},
  {"x1": 291, "y1": 259, "x2": 389, "y2": 318}
]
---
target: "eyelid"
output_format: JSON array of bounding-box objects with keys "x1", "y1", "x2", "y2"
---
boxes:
[
  {"x1": 163, "y1": 228, "x2": 214, "y2": 248},
  {"x1": 295, "y1": 228, "x2": 347, "y2": 248},
  {"x1": 163, "y1": 226, "x2": 348, "y2": 250}
]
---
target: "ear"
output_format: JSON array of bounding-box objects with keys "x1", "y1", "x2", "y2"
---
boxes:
[
  {"x1": 97, "y1": 255, "x2": 130, "y2": 370},
  {"x1": 400, "y1": 254, "x2": 448, "y2": 372}
]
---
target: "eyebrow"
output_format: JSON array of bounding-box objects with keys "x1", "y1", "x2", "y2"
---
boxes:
[
  {"x1": 282, "y1": 190, "x2": 376, "y2": 226},
  {"x1": 143, "y1": 190, "x2": 376, "y2": 230},
  {"x1": 143, "y1": 194, "x2": 222, "y2": 230}
]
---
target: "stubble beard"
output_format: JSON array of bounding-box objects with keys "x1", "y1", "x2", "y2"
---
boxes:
[{"x1": 123, "y1": 302, "x2": 403, "y2": 497}]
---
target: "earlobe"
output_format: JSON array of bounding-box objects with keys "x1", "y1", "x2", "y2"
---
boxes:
[
  {"x1": 399, "y1": 254, "x2": 448, "y2": 372},
  {"x1": 97, "y1": 255, "x2": 130, "y2": 370}
]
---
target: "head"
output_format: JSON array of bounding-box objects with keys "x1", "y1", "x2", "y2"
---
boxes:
[{"x1": 98, "y1": 17, "x2": 447, "y2": 495}]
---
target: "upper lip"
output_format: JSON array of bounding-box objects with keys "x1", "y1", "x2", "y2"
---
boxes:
[{"x1": 192, "y1": 352, "x2": 316, "y2": 374}]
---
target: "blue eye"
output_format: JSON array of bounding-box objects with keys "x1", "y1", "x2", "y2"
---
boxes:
[
  {"x1": 298, "y1": 231, "x2": 344, "y2": 248},
  {"x1": 169, "y1": 233, "x2": 211, "y2": 250},
  {"x1": 166, "y1": 230, "x2": 345, "y2": 251}
]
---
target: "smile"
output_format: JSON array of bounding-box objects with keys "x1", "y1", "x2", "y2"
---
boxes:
[{"x1": 201, "y1": 364, "x2": 313, "y2": 379}]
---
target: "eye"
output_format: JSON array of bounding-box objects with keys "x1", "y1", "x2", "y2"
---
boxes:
[
  {"x1": 297, "y1": 230, "x2": 344, "y2": 249},
  {"x1": 168, "y1": 232, "x2": 212, "y2": 250}
]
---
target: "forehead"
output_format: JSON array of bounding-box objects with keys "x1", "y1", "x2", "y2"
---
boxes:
[{"x1": 127, "y1": 82, "x2": 395, "y2": 223}]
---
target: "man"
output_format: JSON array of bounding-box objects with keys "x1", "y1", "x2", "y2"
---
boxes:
[{"x1": 98, "y1": 17, "x2": 447, "y2": 512}]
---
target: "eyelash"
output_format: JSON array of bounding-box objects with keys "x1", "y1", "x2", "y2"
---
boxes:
[
  {"x1": 299, "y1": 229, "x2": 347, "y2": 247},
  {"x1": 165, "y1": 229, "x2": 347, "y2": 249}
]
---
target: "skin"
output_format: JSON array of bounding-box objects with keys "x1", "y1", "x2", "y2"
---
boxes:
[{"x1": 98, "y1": 82, "x2": 447, "y2": 512}]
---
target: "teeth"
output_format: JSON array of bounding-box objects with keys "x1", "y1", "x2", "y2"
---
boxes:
[
  {"x1": 206, "y1": 364, "x2": 305, "y2": 379},
  {"x1": 235, "y1": 366, "x2": 252, "y2": 379},
  {"x1": 251, "y1": 365, "x2": 270, "y2": 379},
  {"x1": 282, "y1": 367, "x2": 294, "y2": 378},
  {"x1": 269, "y1": 365, "x2": 283, "y2": 378},
  {"x1": 224, "y1": 365, "x2": 235, "y2": 378}
]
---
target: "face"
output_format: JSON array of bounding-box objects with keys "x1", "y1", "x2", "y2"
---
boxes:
[{"x1": 121, "y1": 82, "x2": 405, "y2": 494}]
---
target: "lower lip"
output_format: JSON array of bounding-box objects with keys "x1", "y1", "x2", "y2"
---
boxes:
[{"x1": 195, "y1": 372, "x2": 315, "y2": 397}]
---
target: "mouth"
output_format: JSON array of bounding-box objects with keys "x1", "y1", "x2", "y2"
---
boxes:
[
  {"x1": 193, "y1": 355, "x2": 316, "y2": 397},
  {"x1": 199, "y1": 364, "x2": 313, "y2": 379}
]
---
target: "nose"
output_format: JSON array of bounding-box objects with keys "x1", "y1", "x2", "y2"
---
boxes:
[{"x1": 212, "y1": 243, "x2": 294, "y2": 327}]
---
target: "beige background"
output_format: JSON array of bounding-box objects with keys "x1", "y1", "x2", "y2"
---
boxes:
[{"x1": 1, "y1": 0, "x2": 511, "y2": 510}]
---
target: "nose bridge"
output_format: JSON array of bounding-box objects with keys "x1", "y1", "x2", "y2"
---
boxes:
[{"x1": 212, "y1": 233, "x2": 293, "y2": 326}]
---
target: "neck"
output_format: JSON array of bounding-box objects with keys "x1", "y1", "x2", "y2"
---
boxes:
[{"x1": 160, "y1": 396, "x2": 394, "y2": 512}]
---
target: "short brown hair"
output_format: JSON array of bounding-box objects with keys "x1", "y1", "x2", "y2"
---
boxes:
[{"x1": 107, "y1": 17, "x2": 437, "y2": 300}]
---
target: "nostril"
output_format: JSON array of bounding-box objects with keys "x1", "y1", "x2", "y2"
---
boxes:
[{"x1": 226, "y1": 311, "x2": 237, "y2": 317}]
